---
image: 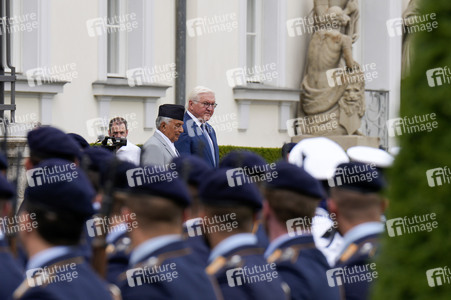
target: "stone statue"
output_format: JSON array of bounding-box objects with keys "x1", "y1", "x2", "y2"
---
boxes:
[
  {"x1": 300, "y1": 6, "x2": 364, "y2": 136},
  {"x1": 314, "y1": 0, "x2": 360, "y2": 43},
  {"x1": 402, "y1": 0, "x2": 420, "y2": 78}
]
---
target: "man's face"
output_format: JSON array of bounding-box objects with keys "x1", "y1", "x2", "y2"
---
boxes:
[
  {"x1": 161, "y1": 119, "x2": 184, "y2": 143},
  {"x1": 188, "y1": 92, "x2": 216, "y2": 122},
  {"x1": 109, "y1": 123, "x2": 128, "y2": 138}
]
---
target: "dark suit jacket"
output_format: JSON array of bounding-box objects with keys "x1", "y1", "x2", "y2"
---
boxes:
[{"x1": 175, "y1": 112, "x2": 219, "y2": 168}]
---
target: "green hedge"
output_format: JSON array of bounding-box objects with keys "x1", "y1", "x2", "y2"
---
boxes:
[
  {"x1": 101, "y1": 144, "x2": 282, "y2": 163},
  {"x1": 372, "y1": 0, "x2": 451, "y2": 299},
  {"x1": 218, "y1": 145, "x2": 281, "y2": 163}
]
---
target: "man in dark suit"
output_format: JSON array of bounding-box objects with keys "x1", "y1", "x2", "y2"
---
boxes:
[
  {"x1": 141, "y1": 104, "x2": 185, "y2": 166},
  {"x1": 116, "y1": 167, "x2": 221, "y2": 299},
  {"x1": 14, "y1": 159, "x2": 116, "y2": 299},
  {"x1": 175, "y1": 86, "x2": 219, "y2": 168},
  {"x1": 329, "y1": 162, "x2": 387, "y2": 300},
  {"x1": 263, "y1": 162, "x2": 341, "y2": 300}
]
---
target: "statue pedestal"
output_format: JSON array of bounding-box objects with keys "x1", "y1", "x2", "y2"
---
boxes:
[{"x1": 291, "y1": 135, "x2": 380, "y2": 151}]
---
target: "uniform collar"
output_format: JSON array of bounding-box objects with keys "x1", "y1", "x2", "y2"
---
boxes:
[
  {"x1": 208, "y1": 233, "x2": 257, "y2": 263},
  {"x1": 129, "y1": 234, "x2": 182, "y2": 266},
  {"x1": 264, "y1": 232, "x2": 313, "y2": 259},
  {"x1": 338, "y1": 222, "x2": 384, "y2": 257},
  {"x1": 27, "y1": 246, "x2": 73, "y2": 270}
]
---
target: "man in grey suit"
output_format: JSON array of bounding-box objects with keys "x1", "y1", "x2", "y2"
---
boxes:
[{"x1": 141, "y1": 104, "x2": 185, "y2": 166}]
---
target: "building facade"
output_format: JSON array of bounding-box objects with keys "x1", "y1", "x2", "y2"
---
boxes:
[{"x1": 4, "y1": 0, "x2": 409, "y2": 148}]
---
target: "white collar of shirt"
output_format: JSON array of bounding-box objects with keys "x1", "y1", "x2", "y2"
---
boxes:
[
  {"x1": 129, "y1": 234, "x2": 182, "y2": 266},
  {"x1": 27, "y1": 246, "x2": 73, "y2": 270},
  {"x1": 187, "y1": 110, "x2": 204, "y2": 128},
  {"x1": 338, "y1": 222, "x2": 384, "y2": 258},
  {"x1": 156, "y1": 130, "x2": 177, "y2": 156},
  {"x1": 208, "y1": 233, "x2": 257, "y2": 263},
  {"x1": 264, "y1": 232, "x2": 312, "y2": 259}
]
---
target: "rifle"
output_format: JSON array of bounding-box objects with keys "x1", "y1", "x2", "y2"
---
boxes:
[{"x1": 90, "y1": 158, "x2": 119, "y2": 278}]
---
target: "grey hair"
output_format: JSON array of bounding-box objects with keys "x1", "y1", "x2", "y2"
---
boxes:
[
  {"x1": 156, "y1": 116, "x2": 173, "y2": 129},
  {"x1": 186, "y1": 86, "x2": 215, "y2": 107}
]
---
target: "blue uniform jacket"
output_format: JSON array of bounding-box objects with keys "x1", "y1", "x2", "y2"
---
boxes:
[
  {"x1": 335, "y1": 233, "x2": 381, "y2": 300},
  {"x1": 207, "y1": 244, "x2": 288, "y2": 300},
  {"x1": 118, "y1": 239, "x2": 221, "y2": 300},
  {"x1": 13, "y1": 252, "x2": 114, "y2": 299},
  {"x1": 266, "y1": 235, "x2": 342, "y2": 300},
  {"x1": 0, "y1": 238, "x2": 23, "y2": 300}
]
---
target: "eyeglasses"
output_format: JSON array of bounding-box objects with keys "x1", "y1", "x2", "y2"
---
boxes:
[{"x1": 195, "y1": 101, "x2": 217, "y2": 108}]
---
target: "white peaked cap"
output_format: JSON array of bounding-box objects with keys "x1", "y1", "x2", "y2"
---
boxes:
[
  {"x1": 288, "y1": 137, "x2": 349, "y2": 180},
  {"x1": 347, "y1": 146, "x2": 395, "y2": 168}
]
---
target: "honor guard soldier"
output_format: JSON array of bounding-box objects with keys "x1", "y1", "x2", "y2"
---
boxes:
[
  {"x1": 26, "y1": 126, "x2": 81, "y2": 170},
  {"x1": 263, "y1": 162, "x2": 342, "y2": 300},
  {"x1": 219, "y1": 151, "x2": 271, "y2": 249},
  {"x1": 200, "y1": 168, "x2": 288, "y2": 300},
  {"x1": 0, "y1": 174, "x2": 23, "y2": 299},
  {"x1": 13, "y1": 159, "x2": 117, "y2": 299},
  {"x1": 173, "y1": 154, "x2": 212, "y2": 267},
  {"x1": 117, "y1": 167, "x2": 221, "y2": 300},
  {"x1": 329, "y1": 162, "x2": 387, "y2": 300},
  {"x1": 98, "y1": 159, "x2": 137, "y2": 285}
]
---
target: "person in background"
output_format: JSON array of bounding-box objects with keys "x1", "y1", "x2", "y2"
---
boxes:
[
  {"x1": 141, "y1": 104, "x2": 185, "y2": 166},
  {"x1": 175, "y1": 86, "x2": 219, "y2": 168},
  {"x1": 109, "y1": 117, "x2": 141, "y2": 165}
]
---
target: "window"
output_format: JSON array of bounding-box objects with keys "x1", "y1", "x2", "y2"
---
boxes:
[
  {"x1": 107, "y1": 0, "x2": 126, "y2": 76},
  {"x1": 246, "y1": 0, "x2": 261, "y2": 80}
]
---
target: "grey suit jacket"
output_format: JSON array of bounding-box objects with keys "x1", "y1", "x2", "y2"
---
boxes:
[{"x1": 141, "y1": 132, "x2": 178, "y2": 166}]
